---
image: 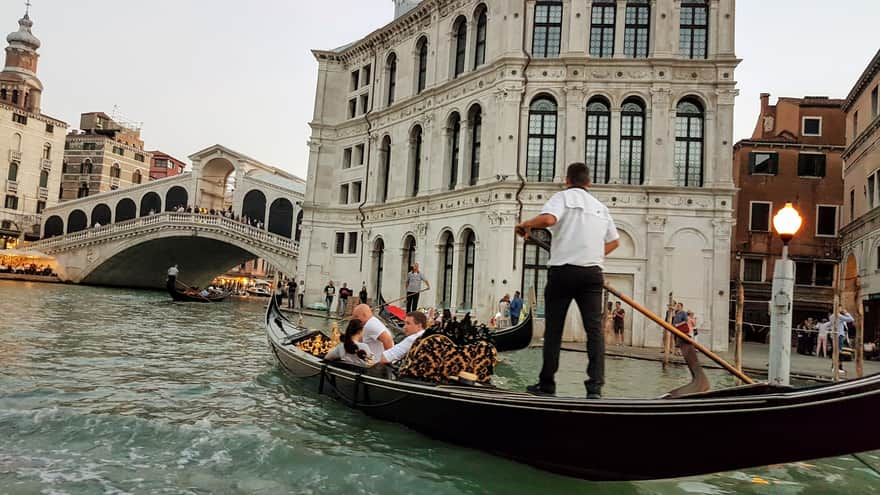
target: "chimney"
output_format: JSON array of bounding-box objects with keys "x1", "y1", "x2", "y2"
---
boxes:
[{"x1": 760, "y1": 93, "x2": 770, "y2": 113}]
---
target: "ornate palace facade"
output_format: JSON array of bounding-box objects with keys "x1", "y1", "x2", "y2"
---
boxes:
[{"x1": 301, "y1": 0, "x2": 738, "y2": 350}]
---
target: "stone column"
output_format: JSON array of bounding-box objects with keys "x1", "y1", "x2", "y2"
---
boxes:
[
  {"x1": 569, "y1": 0, "x2": 591, "y2": 54},
  {"x1": 717, "y1": 0, "x2": 735, "y2": 57},
  {"x1": 653, "y1": 0, "x2": 675, "y2": 58},
  {"x1": 702, "y1": 110, "x2": 717, "y2": 187},
  {"x1": 714, "y1": 89, "x2": 737, "y2": 187},
  {"x1": 708, "y1": 0, "x2": 720, "y2": 59},
  {"x1": 457, "y1": 118, "x2": 470, "y2": 189},
  {"x1": 613, "y1": 0, "x2": 627, "y2": 57},
  {"x1": 647, "y1": 87, "x2": 673, "y2": 186},
  {"x1": 711, "y1": 219, "x2": 733, "y2": 352},
  {"x1": 645, "y1": 215, "x2": 667, "y2": 348},
  {"x1": 609, "y1": 105, "x2": 622, "y2": 183},
  {"x1": 564, "y1": 86, "x2": 585, "y2": 167}
]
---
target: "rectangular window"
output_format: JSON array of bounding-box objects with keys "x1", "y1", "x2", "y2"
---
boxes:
[
  {"x1": 350, "y1": 69, "x2": 360, "y2": 91},
  {"x1": 748, "y1": 152, "x2": 778, "y2": 175},
  {"x1": 795, "y1": 262, "x2": 814, "y2": 286},
  {"x1": 335, "y1": 233, "x2": 346, "y2": 254},
  {"x1": 533, "y1": 2, "x2": 563, "y2": 58},
  {"x1": 362, "y1": 65, "x2": 371, "y2": 86},
  {"x1": 802, "y1": 117, "x2": 822, "y2": 136},
  {"x1": 679, "y1": 2, "x2": 708, "y2": 59},
  {"x1": 589, "y1": 2, "x2": 616, "y2": 58},
  {"x1": 797, "y1": 153, "x2": 826, "y2": 178},
  {"x1": 45, "y1": 123, "x2": 54, "y2": 133},
  {"x1": 351, "y1": 181, "x2": 362, "y2": 203},
  {"x1": 815, "y1": 263, "x2": 835, "y2": 287},
  {"x1": 623, "y1": 1, "x2": 650, "y2": 58},
  {"x1": 347, "y1": 232, "x2": 358, "y2": 254},
  {"x1": 12, "y1": 114, "x2": 27, "y2": 125},
  {"x1": 854, "y1": 111, "x2": 860, "y2": 140},
  {"x1": 83, "y1": 142, "x2": 97, "y2": 151},
  {"x1": 4, "y1": 194, "x2": 18, "y2": 210},
  {"x1": 870, "y1": 173, "x2": 876, "y2": 210},
  {"x1": 348, "y1": 99, "x2": 357, "y2": 119},
  {"x1": 359, "y1": 94, "x2": 369, "y2": 114},
  {"x1": 816, "y1": 205, "x2": 838, "y2": 237},
  {"x1": 749, "y1": 202, "x2": 771, "y2": 232},
  {"x1": 342, "y1": 148, "x2": 352, "y2": 169},
  {"x1": 742, "y1": 259, "x2": 764, "y2": 283},
  {"x1": 873, "y1": 86, "x2": 879, "y2": 119},
  {"x1": 355, "y1": 144, "x2": 365, "y2": 166},
  {"x1": 113, "y1": 146, "x2": 124, "y2": 155},
  {"x1": 134, "y1": 153, "x2": 145, "y2": 163},
  {"x1": 339, "y1": 184, "x2": 349, "y2": 204},
  {"x1": 36, "y1": 200, "x2": 46, "y2": 214}
]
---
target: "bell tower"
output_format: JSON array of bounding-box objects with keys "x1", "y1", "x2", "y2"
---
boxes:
[{"x1": 1, "y1": 1, "x2": 43, "y2": 112}]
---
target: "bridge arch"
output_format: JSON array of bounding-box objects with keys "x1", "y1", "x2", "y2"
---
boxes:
[
  {"x1": 165, "y1": 186, "x2": 188, "y2": 212},
  {"x1": 140, "y1": 192, "x2": 162, "y2": 216},
  {"x1": 91, "y1": 204, "x2": 112, "y2": 227},
  {"x1": 67, "y1": 210, "x2": 87, "y2": 233},
  {"x1": 115, "y1": 198, "x2": 137, "y2": 222},
  {"x1": 44, "y1": 215, "x2": 64, "y2": 238},
  {"x1": 268, "y1": 198, "x2": 294, "y2": 238},
  {"x1": 242, "y1": 189, "x2": 267, "y2": 226}
]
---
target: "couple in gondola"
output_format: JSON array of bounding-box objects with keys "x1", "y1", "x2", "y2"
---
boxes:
[{"x1": 324, "y1": 304, "x2": 427, "y2": 367}]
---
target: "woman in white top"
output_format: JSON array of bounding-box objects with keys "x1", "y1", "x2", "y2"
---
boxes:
[
  {"x1": 816, "y1": 318, "x2": 831, "y2": 358},
  {"x1": 324, "y1": 319, "x2": 374, "y2": 367}
]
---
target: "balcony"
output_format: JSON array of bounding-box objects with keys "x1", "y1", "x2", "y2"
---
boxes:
[
  {"x1": 110, "y1": 177, "x2": 120, "y2": 188},
  {"x1": 9, "y1": 150, "x2": 21, "y2": 162},
  {"x1": 41, "y1": 158, "x2": 52, "y2": 171},
  {"x1": 38, "y1": 187, "x2": 48, "y2": 200},
  {"x1": 79, "y1": 174, "x2": 90, "y2": 183},
  {"x1": 6, "y1": 180, "x2": 18, "y2": 193}
]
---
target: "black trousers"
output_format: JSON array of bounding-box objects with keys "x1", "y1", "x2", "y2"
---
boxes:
[
  {"x1": 406, "y1": 292, "x2": 420, "y2": 313},
  {"x1": 540, "y1": 265, "x2": 605, "y2": 394}
]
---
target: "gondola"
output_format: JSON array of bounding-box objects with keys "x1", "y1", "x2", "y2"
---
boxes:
[
  {"x1": 166, "y1": 280, "x2": 229, "y2": 303},
  {"x1": 265, "y1": 295, "x2": 880, "y2": 481},
  {"x1": 377, "y1": 295, "x2": 534, "y2": 352}
]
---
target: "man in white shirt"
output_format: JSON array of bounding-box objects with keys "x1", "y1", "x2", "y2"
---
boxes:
[
  {"x1": 515, "y1": 163, "x2": 620, "y2": 399},
  {"x1": 352, "y1": 304, "x2": 394, "y2": 361},
  {"x1": 380, "y1": 311, "x2": 427, "y2": 364},
  {"x1": 166, "y1": 265, "x2": 180, "y2": 290}
]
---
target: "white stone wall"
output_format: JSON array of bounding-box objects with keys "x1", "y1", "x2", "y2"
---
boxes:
[{"x1": 302, "y1": 0, "x2": 737, "y2": 350}]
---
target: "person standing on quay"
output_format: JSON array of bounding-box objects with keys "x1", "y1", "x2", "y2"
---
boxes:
[
  {"x1": 405, "y1": 263, "x2": 430, "y2": 313},
  {"x1": 613, "y1": 301, "x2": 626, "y2": 346},
  {"x1": 298, "y1": 280, "x2": 305, "y2": 309},
  {"x1": 515, "y1": 163, "x2": 619, "y2": 399},
  {"x1": 509, "y1": 291, "x2": 523, "y2": 326},
  {"x1": 359, "y1": 283, "x2": 369, "y2": 305},
  {"x1": 338, "y1": 283, "x2": 352, "y2": 316},
  {"x1": 287, "y1": 279, "x2": 297, "y2": 309},
  {"x1": 324, "y1": 281, "x2": 336, "y2": 314}
]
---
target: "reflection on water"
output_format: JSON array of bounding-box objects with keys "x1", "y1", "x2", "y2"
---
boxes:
[{"x1": 0, "y1": 281, "x2": 877, "y2": 494}]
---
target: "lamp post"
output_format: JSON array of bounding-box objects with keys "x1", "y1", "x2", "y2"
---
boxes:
[{"x1": 768, "y1": 202, "x2": 803, "y2": 386}]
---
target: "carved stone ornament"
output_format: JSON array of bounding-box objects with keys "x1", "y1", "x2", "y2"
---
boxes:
[
  {"x1": 415, "y1": 222, "x2": 428, "y2": 237},
  {"x1": 647, "y1": 215, "x2": 667, "y2": 233},
  {"x1": 712, "y1": 219, "x2": 732, "y2": 239},
  {"x1": 763, "y1": 116, "x2": 775, "y2": 133}
]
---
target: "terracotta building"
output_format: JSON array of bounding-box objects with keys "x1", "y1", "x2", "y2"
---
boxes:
[
  {"x1": 148, "y1": 150, "x2": 186, "y2": 180},
  {"x1": 840, "y1": 48, "x2": 880, "y2": 344},
  {"x1": 732, "y1": 93, "x2": 846, "y2": 341}
]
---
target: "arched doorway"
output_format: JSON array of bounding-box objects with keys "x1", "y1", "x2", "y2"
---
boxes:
[
  {"x1": 439, "y1": 231, "x2": 455, "y2": 309},
  {"x1": 44, "y1": 215, "x2": 63, "y2": 238},
  {"x1": 165, "y1": 186, "x2": 188, "y2": 211},
  {"x1": 460, "y1": 230, "x2": 476, "y2": 310},
  {"x1": 67, "y1": 210, "x2": 87, "y2": 233},
  {"x1": 242, "y1": 190, "x2": 267, "y2": 227},
  {"x1": 402, "y1": 235, "x2": 416, "y2": 287},
  {"x1": 140, "y1": 192, "x2": 162, "y2": 216},
  {"x1": 373, "y1": 238, "x2": 385, "y2": 300},
  {"x1": 294, "y1": 210, "x2": 303, "y2": 242},
  {"x1": 115, "y1": 198, "x2": 137, "y2": 222},
  {"x1": 200, "y1": 158, "x2": 235, "y2": 211},
  {"x1": 91, "y1": 204, "x2": 111, "y2": 226},
  {"x1": 268, "y1": 198, "x2": 294, "y2": 238}
]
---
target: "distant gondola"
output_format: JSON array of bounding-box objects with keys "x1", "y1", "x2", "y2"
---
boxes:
[
  {"x1": 377, "y1": 295, "x2": 533, "y2": 352},
  {"x1": 167, "y1": 280, "x2": 229, "y2": 303},
  {"x1": 265, "y1": 295, "x2": 880, "y2": 481}
]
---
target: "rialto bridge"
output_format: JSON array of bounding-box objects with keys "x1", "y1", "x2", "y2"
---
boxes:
[{"x1": 28, "y1": 145, "x2": 305, "y2": 289}]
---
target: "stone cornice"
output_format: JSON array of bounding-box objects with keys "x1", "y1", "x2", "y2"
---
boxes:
[
  {"x1": 734, "y1": 140, "x2": 846, "y2": 153},
  {"x1": 842, "y1": 115, "x2": 880, "y2": 162},
  {"x1": 0, "y1": 101, "x2": 67, "y2": 127},
  {"x1": 843, "y1": 48, "x2": 880, "y2": 112}
]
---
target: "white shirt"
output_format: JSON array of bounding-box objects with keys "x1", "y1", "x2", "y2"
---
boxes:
[
  {"x1": 382, "y1": 330, "x2": 425, "y2": 363},
  {"x1": 362, "y1": 316, "x2": 391, "y2": 361},
  {"x1": 167, "y1": 266, "x2": 179, "y2": 277},
  {"x1": 541, "y1": 188, "x2": 619, "y2": 268},
  {"x1": 298, "y1": 284, "x2": 305, "y2": 295},
  {"x1": 817, "y1": 321, "x2": 831, "y2": 338},
  {"x1": 325, "y1": 342, "x2": 374, "y2": 367}
]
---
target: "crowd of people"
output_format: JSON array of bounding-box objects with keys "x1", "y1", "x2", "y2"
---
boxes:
[
  {"x1": 0, "y1": 257, "x2": 54, "y2": 277},
  {"x1": 168, "y1": 205, "x2": 267, "y2": 229}
]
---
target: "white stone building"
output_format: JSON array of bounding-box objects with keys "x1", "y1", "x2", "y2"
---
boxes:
[
  {"x1": 301, "y1": 0, "x2": 738, "y2": 351},
  {"x1": 0, "y1": 8, "x2": 67, "y2": 244}
]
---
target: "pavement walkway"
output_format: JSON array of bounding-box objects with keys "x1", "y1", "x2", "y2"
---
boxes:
[{"x1": 560, "y1": 340, "x2": 880, "y2": 382}]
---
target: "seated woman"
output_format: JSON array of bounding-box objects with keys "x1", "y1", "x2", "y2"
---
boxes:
[{"x1": 324, "y1": 319, "x2": 374, "y2": 367}]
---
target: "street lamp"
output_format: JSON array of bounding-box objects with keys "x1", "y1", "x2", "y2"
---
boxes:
[{"x1": 768, "y1": 202, "x2": 803, "y2": 386}]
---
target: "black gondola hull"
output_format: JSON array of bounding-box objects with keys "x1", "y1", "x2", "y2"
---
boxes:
[
  {"x1": 265, "y1": 297, "x2": 880, "y2": 481},
  {"x1": 167, "y1": 280, "x2": 229, "y2": 303}
]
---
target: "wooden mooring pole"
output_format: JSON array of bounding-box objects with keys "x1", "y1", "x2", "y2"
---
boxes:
[{"x1": 735, "y1": 280, "x2": 744, "y2": 382}]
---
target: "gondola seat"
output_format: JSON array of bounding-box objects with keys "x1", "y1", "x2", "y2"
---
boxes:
[{"x1": 398, "y1": 334, "x2": 498, "y2": 384}]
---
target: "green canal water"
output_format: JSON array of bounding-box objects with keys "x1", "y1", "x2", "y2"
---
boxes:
[{"x1": 1, "y1": 281, "x2": 878, "y2": 494}]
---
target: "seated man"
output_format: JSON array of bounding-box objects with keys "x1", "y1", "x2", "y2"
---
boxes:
[
  {"x1": 352, "y1": 304, "x2": 393, "y2": 361},
  {"x1": 380, "y1": 311, "x2": 427, "y2": 364}
]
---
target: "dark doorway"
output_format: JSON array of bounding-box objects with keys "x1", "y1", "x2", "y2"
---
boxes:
[
  {"x1": 67, "y1": 210, "x2": 87, "y2": 233},
  {"x1": 268, "y1": 198, "x2": 294, "y2": 238},
  {"x1": 140, "y1": 192, "x2": 162, "y2": 217}
]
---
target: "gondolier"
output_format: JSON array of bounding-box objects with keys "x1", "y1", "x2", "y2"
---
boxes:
[
  {"x1": 404, "y1": 263, "x2": 430, "y2": 313},
  {"x1": 166, "y1": 264, "x2": 179, "y2": 289},
  {"x1": 515, "y1": 163, "x2": 619, "y2": 399}
]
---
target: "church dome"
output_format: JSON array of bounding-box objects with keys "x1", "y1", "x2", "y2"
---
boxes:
[{"x1": 6, "y1": 14, "x2": 41, "y2": 50}]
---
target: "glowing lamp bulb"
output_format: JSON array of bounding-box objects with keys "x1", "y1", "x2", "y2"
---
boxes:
[{"x1": 773, "y1": 202, "x2": 802, "y2": 243}]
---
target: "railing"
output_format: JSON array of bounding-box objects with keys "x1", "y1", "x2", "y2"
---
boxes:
[
  {"x1": 9, "y1": 150, "x2": 21, "y2": 162},
  {"x1": 110, "y1": 177, "x2": 120, "y2": 188},
  {"x1": 38, "y1": 187, "x2": 48, "y2": 200},
  {"x1": 32, "y1": 212, "x2": 300, "y2": 256},
  {"x1": 41, "y1": 158, "x2": 52, "y2": 171},
  {"x1": 6, "y1": 180, "x2": 17, "y2": 193}
]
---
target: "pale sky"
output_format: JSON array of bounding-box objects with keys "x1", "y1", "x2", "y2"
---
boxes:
[{"x1": 3, "y1": 0, "x2": 878, "y2": 178}]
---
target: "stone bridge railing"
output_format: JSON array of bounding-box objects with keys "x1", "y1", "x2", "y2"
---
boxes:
[{"x1": 29, "y1": 212, "x2": 300, "y2": 258}]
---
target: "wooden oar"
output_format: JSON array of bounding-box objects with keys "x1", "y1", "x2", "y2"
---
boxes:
[
  {"x1": 524, "y1": 234, "x2": 754, "y2": 385},
  {"x1": 173, "y1": 277, "x2": 212, "y2": 302},
  {"x1": 337, "y1": 288, "x2": 430, "y2": 323}
]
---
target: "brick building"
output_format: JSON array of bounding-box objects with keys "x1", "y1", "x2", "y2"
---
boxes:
[
  {"x1": 732, "y1": 93, "x2": 846, "y2": 341},
  {"x1": 148, "y1": 150, "x2": 186, "y2": 180}
]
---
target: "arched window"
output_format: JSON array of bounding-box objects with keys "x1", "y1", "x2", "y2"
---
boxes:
[
  {"x1": 447, "y1": 112, "x2": 461, "y2": 191},
  {"x1": 110, "y1": 163, "x2": 121, "y2": 178},
  {"x1": 410, "y1": 126, "x2": 423, "y2": 197},
  {"x1": 0, "y1": 89, "x2": 6, "y2": 100},
  {"x1": 80, "y1": 160, "x2": 93, "y2": 175},
  {"x1": 620, "y1": 98, "x2": 646, "y2": 185},
  {"x1": 11, "y1": 90, "x2": 19, "y2": 104},
  {"x1": 680, "y1": 1, "x2": 708, "y2": 59},
  {"x1": 462, "y1": 230, "x2": 476, "y2": 309},
  {"x1": 386, "y1": 53, "x2": 397, "y2": 106},
  {"x1": 533, "y1": 2, "x2": 563, "y2": 58},
  {"x1": 132, "y1": 170, "x2": 142, "y2": 184},
  {"x1": 526, "y1": 96, "x2": 558, "y2": 182},
  {"x1": 469, "y1": 105, "x2": 482, "y2": 186},
  {"x1": 404, "y1": 235, "x2": 417, "y2": 273},
  {"x1": 453, "y1": 16, "x2": 467, "y2": 78},
  {"x1": 589, "y1": 1, "x2": 616, "y2": 58},
  {"x1": 373, "y1": 239, "x2": 385, "y2": 300},
  {"x1": 473, "y1": 6, "x2": 488, "y2": 68},
  {"x1": 416, "y1": 37, "x2": 429, "y2": 94},
  {"x1": 624, "y1": 0, "x2": 651, "y2": 58},
  {"x1": 440, "y1": 232, "x2": 455, "y2": 308},
  {"x1": 379, "y1": 136, "x2": 392, "y2": 203},
  {"x1": 294, "y1": 210, "x2": 304, "y2": 242},
  {"x1": 674, "y1": 99, "x2": 704, "y2": 187},
  {"x1": 586, "y1": 97, "x2": 611, "y2": 184},
  {"x1": 7, "y1": 162, "x2": 18, "y2": 182},
  {"x1": 522, "y1": 229, "x2": 552, "y2": 316},
  {"x1": 39, "y1": 170, "x2": 48, "y2": 188},
  {"x1": 43, "y1": 144, "x2": 51, "y2": 160}
]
